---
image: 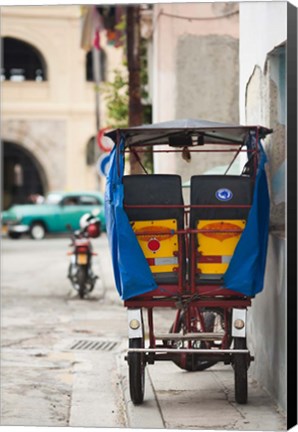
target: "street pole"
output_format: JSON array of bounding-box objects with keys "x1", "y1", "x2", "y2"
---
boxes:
[
  {"x1": 92, "y1": 46, "x2": 101, "y2": 132},
  {"x1": 92, "y1": 46, "x2": 101, "y2": 189},
  {"x1": 126, "y1": 5, "x2": 144, "y2": 174}
]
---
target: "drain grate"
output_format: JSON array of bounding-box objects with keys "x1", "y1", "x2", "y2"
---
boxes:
[{"x1": 70, "y1": 339, "x2": 119, "y2": 352}]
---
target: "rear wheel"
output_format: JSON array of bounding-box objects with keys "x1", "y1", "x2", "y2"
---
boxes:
[
  {"x1": 128, "y1": 338, "x2": 145, "y2": 405},
  {"x1": 234, "y1": 337, "x2": 248, "y2": 404},
  {"x1": 169, "y1": 310, "x2": 220, "y2": 371},
  {"x1": 30, "y1": 222, "x2": 46, "y2": 240}
]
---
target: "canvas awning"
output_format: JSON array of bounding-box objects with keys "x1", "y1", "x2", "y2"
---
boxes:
[{"x1": 105, "y1": 118, "x2": 272, "y2": 147}]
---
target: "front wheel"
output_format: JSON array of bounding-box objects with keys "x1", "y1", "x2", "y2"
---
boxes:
[
  {"x1": 234, "y1": 337, "x2": 248, "y2": 404},
  {"x1": 77, "y1": 266, "x2": 88, "y2": 299},
  {"x1": 30, "y1": 222, "x2": 46, "y2": 240},
  {"x1": 128, "y1": 338, "x2": 145, "y2": 405}
]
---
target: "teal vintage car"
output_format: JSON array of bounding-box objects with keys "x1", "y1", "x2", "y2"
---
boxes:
[{"x1": 1, "y1": 191, "x2": 106, "y2": 240}]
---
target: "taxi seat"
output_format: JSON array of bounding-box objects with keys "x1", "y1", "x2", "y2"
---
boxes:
[{"x1": 123, "y1": 174, "x2": 185, "y2": 285}]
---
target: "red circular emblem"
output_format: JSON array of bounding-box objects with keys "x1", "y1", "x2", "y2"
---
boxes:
[{"x1": 147, "y1": 238, "x2": 160, "y2": 252}]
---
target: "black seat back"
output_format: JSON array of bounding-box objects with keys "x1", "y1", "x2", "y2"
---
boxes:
[
  {"x1": 190, "y1": 175, "x2": 253, "y2": 284},
  {"x1": 123, "y1": 174, "x2": 184, "y2": 227},
  {"x1": 123, "y1": 174, "x2": 185, "y2": 285},
  {"x1": 190, "y1": 175, "x2": 252, "y2": 226}
]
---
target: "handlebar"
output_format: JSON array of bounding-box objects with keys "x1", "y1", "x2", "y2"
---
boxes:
[{"x1": 66, "y1": 215, "x2": 100, "y2": 240}]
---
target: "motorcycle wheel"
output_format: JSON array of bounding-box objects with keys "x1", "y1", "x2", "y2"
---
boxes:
[{"x1": 77, "y1": 266, "x2": 88, "y2": 299}]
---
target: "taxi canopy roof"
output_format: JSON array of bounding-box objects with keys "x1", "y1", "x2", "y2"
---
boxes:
[{"x1": 105, "y1": 118, "x2": 272, "y2": 147}]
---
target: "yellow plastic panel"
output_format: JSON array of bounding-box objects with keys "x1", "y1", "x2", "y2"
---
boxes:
[
  {"x1": 197, "y1": 219, "x2": 246, "y2": 275},
  {"x1": 131, "y1": 219, "x2": 178, "y2": 273}
]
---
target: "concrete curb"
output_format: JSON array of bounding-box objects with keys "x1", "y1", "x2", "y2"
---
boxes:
[{"x1": 117, "y1": 353, "x2": 165, "y2": 429}]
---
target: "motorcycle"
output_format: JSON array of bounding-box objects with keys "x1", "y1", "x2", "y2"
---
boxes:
[{"x1": 67, "y1": 210, "x2": 101, "y2": 299}]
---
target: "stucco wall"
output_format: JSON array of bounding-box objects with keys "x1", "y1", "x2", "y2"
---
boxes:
[
  {"x1": 152, "y1": 3, "x2": 240, "y2": 177},
  {"x1": 239, "y1": 1, "x2": 287, "y2": 411},
  {"x1": 176, "y1": 34, "x2": 239, "y2": 122},
  {"x1": 239, "y1": 2, "x2": 287, "y2": 123},
  {"x1": 247, "y1": 236, "x2": 286, "y2": 409},
  {"x1": 175, "y1": 34, "x2": 239, "y2": 183},
  {"x1": 246, "y1": 62, "x2": 286, "y2": 411}
]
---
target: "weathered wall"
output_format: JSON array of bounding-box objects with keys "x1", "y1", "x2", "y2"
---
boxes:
[
  {"x1": 175, "y1": 34, "x2": 239, "y2": 183},
  {"x1": 152, "y1": 3, "x2": 239, "y2": 176},
  {"x1": 239, "y1": 1, "x2": 287, "y2": 411},
  {"x1": 239, "y1": 2, "x2": 287, "y2": 121},
  {"x1": 176, "y1": 35, "x2": 239, "y2": 122},
  {"x1": 247, "y1": 236, "x2": 286, "y2": 408},
  {"x1": 246, "y1": 57, "x2": 286, "y2": 411}
]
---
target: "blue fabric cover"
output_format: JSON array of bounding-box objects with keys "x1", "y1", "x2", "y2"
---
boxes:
[
  {"x1": 105, "y1": 136, "x2": 270, "y2": 299},
  {"x1": 105, "y1": 138, "x2": 157, "y2": 300},
  {"x1": 223, "y1": 143, "x2": 270, "y2": 296}
]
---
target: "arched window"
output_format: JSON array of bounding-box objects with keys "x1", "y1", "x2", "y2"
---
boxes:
[
  {"x1": 86, "y1": 50, "x2": 106, "y2": 82},
  {"x1": 1, "y1": 37, "x2": 47, "y2": 81}
]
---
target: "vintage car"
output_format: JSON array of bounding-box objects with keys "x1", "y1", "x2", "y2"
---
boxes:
[{"x1": 1, "y1": 191, "x2": 106, "y2": 240}]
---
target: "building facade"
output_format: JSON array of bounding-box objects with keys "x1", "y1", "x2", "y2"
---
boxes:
[{"x1": 1, "y1": 6, "x2": 124, "y2": 209}]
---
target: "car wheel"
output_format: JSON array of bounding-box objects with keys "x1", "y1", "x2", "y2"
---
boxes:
[
  {"x1": 30, "y1": 222, "x2": 46, "y2": 240},
  {"x1": 8, "y1": 232, "x2": 22, "y2": 240}
]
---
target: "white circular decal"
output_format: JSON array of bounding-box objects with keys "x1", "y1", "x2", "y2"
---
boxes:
[{"x1": 215, "y1": 188, "x2": 233, "y2": 201}]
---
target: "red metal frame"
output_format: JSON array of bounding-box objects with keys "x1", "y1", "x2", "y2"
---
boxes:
[{"x1": 122, "y1": 127, "x2": 262, "y2": 365}]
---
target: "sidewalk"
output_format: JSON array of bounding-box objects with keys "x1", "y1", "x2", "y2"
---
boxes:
[
  {"x1": 1, "y1": 235, "x2": 286, "y2": 430},
  {"x1": 98, "y1": 234, "x2": 287, "y2": 431}
]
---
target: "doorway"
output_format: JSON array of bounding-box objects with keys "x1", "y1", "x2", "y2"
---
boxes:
[{"x1": 3, "y1": 141, "x2": 47, "y2": 209}]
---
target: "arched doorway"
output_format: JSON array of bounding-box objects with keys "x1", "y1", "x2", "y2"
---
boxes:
[{"x1": 3, "y1": 141, "x2": 47, "y2": 209}]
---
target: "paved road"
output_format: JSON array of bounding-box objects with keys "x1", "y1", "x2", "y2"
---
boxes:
[{"x1": 1, "y1": 235, "x2": 286, "y2": 430}]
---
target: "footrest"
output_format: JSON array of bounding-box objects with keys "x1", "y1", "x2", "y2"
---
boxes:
[{"x1": 155, "y1": 332, "x2": 224, "y2": 341}]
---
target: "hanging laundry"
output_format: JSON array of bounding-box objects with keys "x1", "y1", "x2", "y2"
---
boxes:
[
  {"x1": 80, "y1": 6, "x2": 104, "y2": 52},
  {"x1": 93, "y1": 29, "x2": 101, "y2": 51},
  {"x1": 96, "y1": 6, "x2": 125, "y2": 48}
]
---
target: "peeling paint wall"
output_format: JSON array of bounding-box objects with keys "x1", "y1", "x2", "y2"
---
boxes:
[{"x1": 240, "y1": 1, "x2": 287, "y2": 410}]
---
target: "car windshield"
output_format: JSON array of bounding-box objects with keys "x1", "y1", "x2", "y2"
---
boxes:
[{"x1": 45, "y1": 193, "x2": 62, "y2": 205}]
